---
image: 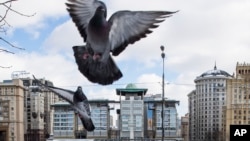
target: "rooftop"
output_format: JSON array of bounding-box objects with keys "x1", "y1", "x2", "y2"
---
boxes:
[
  {"x1": 116, "y1": 83, "x2": 148, "y2": 96},
  {"x1": 199, "y1": 64, "x2": 232, "y2": 78}
]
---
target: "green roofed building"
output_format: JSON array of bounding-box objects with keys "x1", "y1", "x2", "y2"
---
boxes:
[{"x1": 116, "y1": 83, "x2": 147, "y2": 140}]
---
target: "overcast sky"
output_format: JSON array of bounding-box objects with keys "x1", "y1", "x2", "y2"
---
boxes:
[{"x1": 1, "y1": 0, "x2": 250, "y2": 118}]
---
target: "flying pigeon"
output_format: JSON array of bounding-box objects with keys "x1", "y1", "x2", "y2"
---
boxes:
[
  {"x1": 33, "y1": 76, "x2": 95, "y2": 131},
  {"x1": 66, "y1": 0, "x2": 177, "y2": 85}
]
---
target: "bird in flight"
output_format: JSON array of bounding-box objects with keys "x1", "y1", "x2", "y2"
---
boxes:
[
  {"x1": 66, "y1": 0, "x2": 177, "y2": 85},
  {"x1": 33, "y1": 76, "x2": 95, "y2": 131}
]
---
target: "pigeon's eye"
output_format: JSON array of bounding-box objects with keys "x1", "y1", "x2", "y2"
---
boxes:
[{"x1": 97, "y1": 6, "x2": 105, "y2": 12}]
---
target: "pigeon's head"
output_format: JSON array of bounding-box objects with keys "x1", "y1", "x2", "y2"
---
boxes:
[
  {"x1": 75, "y1": 86, "x2": 85, "y2": 100},
  {"x1": 77, "y1": 86, "x2": 82, "y2": 91},
  {"x1": 95, "y1": 2, "x2": 107, "y2": 18}
]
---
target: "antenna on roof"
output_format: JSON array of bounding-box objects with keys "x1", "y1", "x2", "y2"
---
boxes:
[{"x1": 11, "y1": 71, "x2": 30, "y2": 79}]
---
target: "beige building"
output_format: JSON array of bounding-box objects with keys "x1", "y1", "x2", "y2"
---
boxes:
[
  {"x1": 225, "y1": 62, "x2": 250, "y2": 141},
  {"x1": 0, "y1": 79, "x2": 25, "y2": 141},
  {"x1": 181, "y1": 113, "x2": 189, "y2": 141}
]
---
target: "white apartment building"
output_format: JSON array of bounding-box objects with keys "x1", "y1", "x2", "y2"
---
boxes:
[{"x1": 188, "y1": 65, "x2": 232, "y2": 141}]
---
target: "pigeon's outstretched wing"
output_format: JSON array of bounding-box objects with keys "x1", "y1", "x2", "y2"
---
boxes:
[
  {"x1": 109, "y1": 11, "x2": 177, "y2": 56},
  {"x1": 66, "y1": 0, "x2": 104, "y2": 41},
  {"x1": 33, "y1": 76, "x2": 74, "y2": 104}
]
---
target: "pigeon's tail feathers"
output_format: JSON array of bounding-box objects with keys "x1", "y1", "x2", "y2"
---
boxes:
[
  {"x1": 80, "y1": 117, "x2": 95, "y2": 132},
  {"x1": 73, "y1": 46, "x2": 122, "y2": 85},
  {"x1": 86, "y1": 55, "x2": 123, "y2": 85}
]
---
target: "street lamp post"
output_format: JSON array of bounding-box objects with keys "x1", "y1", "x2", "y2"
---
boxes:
[{"x1": 160, "y1": 45, "x2": 165, "y2": 141}]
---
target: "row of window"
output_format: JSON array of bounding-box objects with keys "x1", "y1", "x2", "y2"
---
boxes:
[
  {"x1": 196, "y1": 97, "x2": 225, "y2": 102},
  {"x1": 54, "y1": 114, "x2": 74, "y2": 118},
  {"x1": 234, "y1": 110, "x2": 250, "y2": 114},
  {"x1": 234, "y1": 115, "x2": 250, "y2": 120},
  {"x1": 54, "y1": 123, "x2": 74, "y2": 126},
  {"x1": 54, "y1": 127, "x2": 74, "y2": 130},
  {"x1": 54, "y1": 118, "x2": 74, "y2": 122},
  {"x1": 91, "y1": 109, "x2": 107, "y2": 113},
  {"x1": 121, "y1": 127, "x2": 142, "y2": 131},
  {"x1": 234, "y1": 94, "x2": 250, "y2": 99},
  {"x1": 234, "y1": 120, "x2": 250, "y2": 124},
  {"x1": 121, "y1": 110, "x2": 143, "y2": 114},
  {"x1": 197, "y1": 106, "x2": 222, "y2": 110},
  {"x1": 156, "y1": 122, "x2": 177, "y2": 127},
  {"x1": 0, "y1": 88, "x2": 15, "y2": 94}
]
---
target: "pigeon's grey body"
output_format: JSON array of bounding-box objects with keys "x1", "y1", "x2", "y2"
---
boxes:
[
  {"x1": 34, "y1": 76, "x2": 95, "y2": 131},
  {"x1": 66, "y1": 0, "x2": 177, "y2": 85}
]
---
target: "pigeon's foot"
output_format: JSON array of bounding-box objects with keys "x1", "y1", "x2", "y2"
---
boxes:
[
  {"x1": 82, "y1": 53, "x2": 90, "y2": 59},
  {"x1": 93, "y1": 53, "x2": 101, "y2": 60}
]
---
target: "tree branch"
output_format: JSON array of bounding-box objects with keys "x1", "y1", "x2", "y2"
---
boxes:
[
  {"x1": 0, "y1": 0, "x2": 12, "y2": 23},
  {"x1": 0, "y1": 48, "x2": 15, "y2": 54},
  {"x1": 0, "y1": 65, "x2": 12, "y2": 68},
  {"x1": 2, "y1": 1, "x2": 36, "y2": 18},
  {"x1": 0, "y1": 37, "x2": 25, "y2": 50},
  {"x1": 0, "y1": 0, "x2": 34, "y2": 51},
  {"x1": 0, "y1": 0, "x2": 17, "y2": 5}
]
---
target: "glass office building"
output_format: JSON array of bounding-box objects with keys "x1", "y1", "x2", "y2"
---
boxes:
[
  {"x1": 52, "y1": 102, "x2": 75, "y2": 138},
  {"x1": 154, "y1": 99, "x2": 179, "y2": 138},
  {"x1": 87, "y1": 100, "x2": 111, "y2": 138}
]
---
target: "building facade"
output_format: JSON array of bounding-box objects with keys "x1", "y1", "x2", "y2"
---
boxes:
[
  {"x1": 51, "y1": 100, "x2": 117, "y2": 140},
  {"x1": 153, "y1": 98, "x2": 180, "y2": 140},
  {"x1": 22, "y1": 78, "x2": 60, "y2": 141},
  {"x1": 181, "y1": 113, "x2": 189, "y2": 141},
  {"x1": 116, "y1": 84, "x2": 147, "y2": 140},
  {"x1": 52, "y1": 102, "x2": 76, "y2": 139},
  {"x1": 0, "y1": 79, "x2": 25, "y2": 141},
  {"x1": 88, "y1": 100, "x2": 113, "y2": 139},
  {"x1": 188, "y1": 65, "x2": 232, "y2": 141},
  {"x1": 225, "y1": 62, "x2": 250, "y2": 141},
  {"x1": 29, "y1": 86, "x2": 45, "y2": 141}
]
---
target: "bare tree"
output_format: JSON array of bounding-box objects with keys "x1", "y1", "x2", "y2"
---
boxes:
[{"x1": 0, "y1": 0, "x2": 35, "y2": 68}]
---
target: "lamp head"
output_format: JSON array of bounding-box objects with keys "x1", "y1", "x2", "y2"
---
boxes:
[
  {"x1": 160, "y1": 45, "x2": 164, "y2": 51},
  {"x1": 161, "y1": 53, "x2": 165, "y2": 59}
]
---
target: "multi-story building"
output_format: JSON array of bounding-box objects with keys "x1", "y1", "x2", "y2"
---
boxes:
[
  {"x1": 116, "y1": 83, "x2": 147, "y2": 140},
  {"x1": 51, "y1": 101, "x2": 76, "y2": 139},
  {"x1": 153, "y1": 98, "x2": 180, "y2": 140},
  {"x1": 144, "y1": 95, "x2": 156, "y2": 138},
  {"x1": 22, "y1": 78, "x2": 60, "y2": 141},
  {"x1": 181, "y1": 113, "x2": 189, "y2": 141},
  {"x1": 187, "y1": 90, "x2": 195, "y2": 141},
  {"x1": 0, "y1": 79, "x2": 25, "y2": 141},
  {"x1": 48, "y1": 83, "x2": 182, "y2": 140},
  {"x1": 188, "y1": 65, "x2": 232, "y2": 141},
  {"x1": 88, "y1": 99, "x2": 114, "y2": 139},
  {"x1": 145, "y1": 94, "x2": 180, "y2": 139},
  {"x1": 225, "y1": 62, "x2": 250, "y2": 141},
  {"x1": 51, "y1": 99, "x2": 117, "y2": 140},
  {"x1": 29, "y1": 86, "x2": 45, "y2": 141}
]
